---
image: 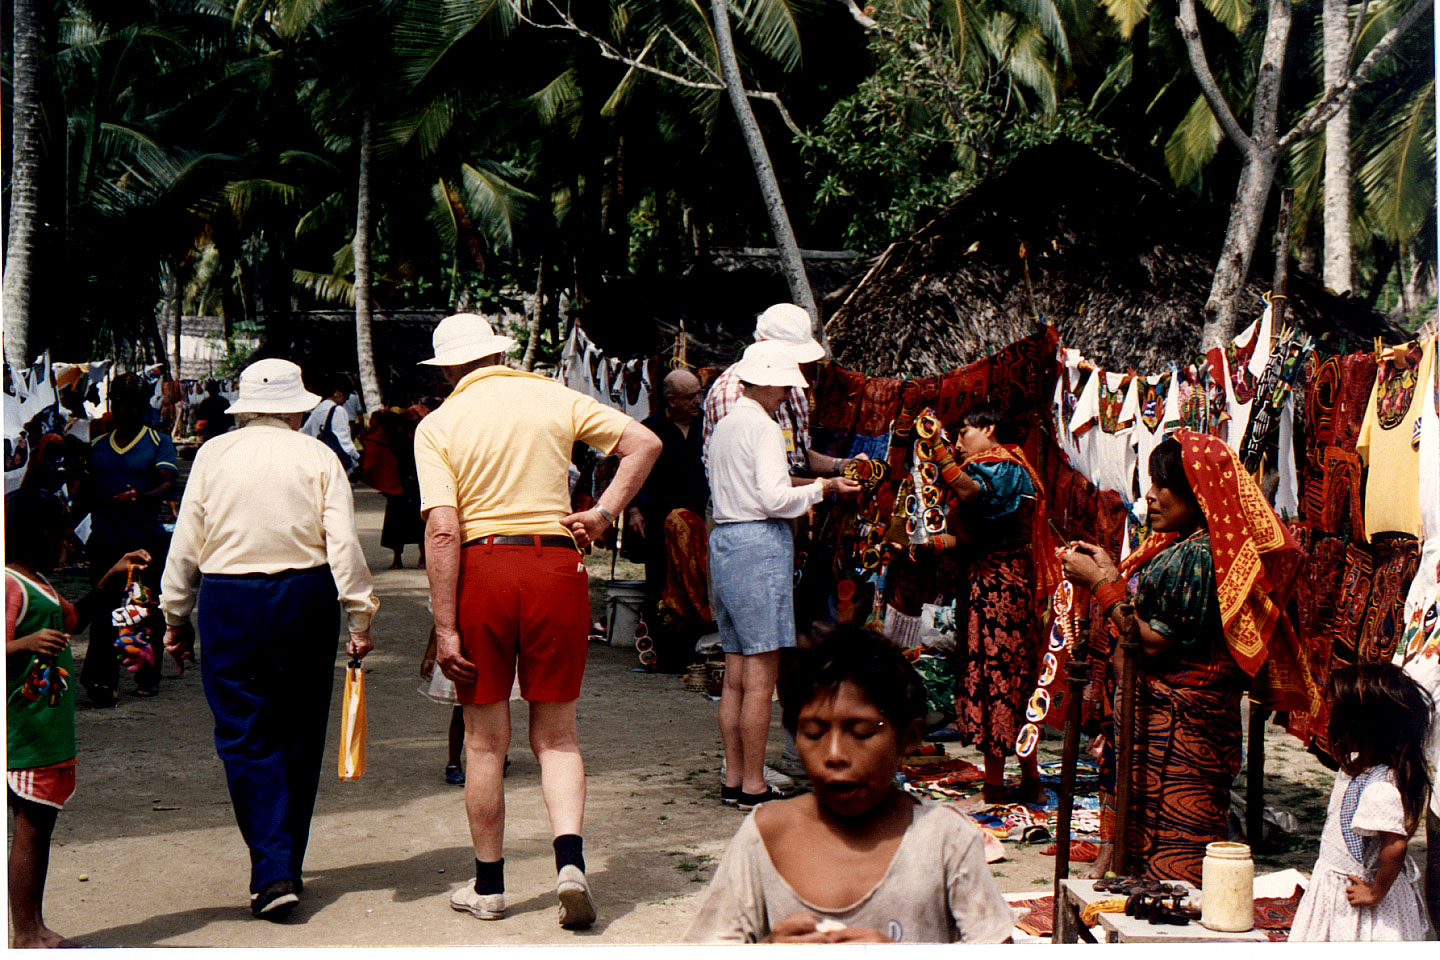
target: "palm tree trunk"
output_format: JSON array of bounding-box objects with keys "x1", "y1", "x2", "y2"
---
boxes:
[
  {"x1": 3, "y1": 0, "x2": 44, "y2": 371},
  {"x1": 164, "y1": 269, "x2": 182, "y2": 378},
  {"x1": 707, "y1": 0, "x2": 828, "y2": 357},
  {"x1": 1321, "y1": 0, "x2": 1352, "y2": 293},
  {"x1": 522, "y1": 255, "x2": 545, "y2": 372},
  {"x1": 354, "y1": 109, "x2": 382, "y2": 413}
]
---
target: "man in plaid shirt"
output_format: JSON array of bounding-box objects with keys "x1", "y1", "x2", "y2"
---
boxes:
[{"x1": 702, "y1": 303, "x2": 852, "y2": 480}]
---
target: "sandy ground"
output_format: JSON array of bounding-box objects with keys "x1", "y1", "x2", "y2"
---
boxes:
[{"x1": 19, "y1": 482, "x2": 1418, "y2": 947}]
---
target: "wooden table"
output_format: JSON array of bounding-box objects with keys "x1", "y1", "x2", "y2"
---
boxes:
[{"x1": 1054, "y1": 878, "x2": 1270, "y2": 943}]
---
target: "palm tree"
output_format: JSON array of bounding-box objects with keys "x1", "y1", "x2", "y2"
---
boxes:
[{"x1": 4, "y1": 0, "x2": 46, "y2": 371}]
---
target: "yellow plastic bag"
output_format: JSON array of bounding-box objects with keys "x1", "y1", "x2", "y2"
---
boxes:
[{"x1": 338, "y1": 659, "x2": 367, "y2": 780}]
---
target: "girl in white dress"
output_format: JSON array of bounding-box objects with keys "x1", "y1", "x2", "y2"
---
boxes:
[{"x1": 1290, "y1": 663, "x2": 1433, "y2": 941}]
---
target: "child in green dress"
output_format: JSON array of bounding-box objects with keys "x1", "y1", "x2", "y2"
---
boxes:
[{"x1": 6, "y1": 488, "x2": 149, "y2": 947}]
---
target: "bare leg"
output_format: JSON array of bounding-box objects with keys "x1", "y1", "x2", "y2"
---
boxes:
[
  {"x1": 447, "y1": 706, "x2": 465, "y2": 768},
  {"x1": 462, "y1": 702, "x2": 511, "y2": 861},
  {"x1": 8, "y1": 795, "x2": 66, "y2": 948},
  {"x1": 718, "y1": 653, "x2": 746, "y2": 790},
  {"x1": 417, "y1": 542, "x2": 427, "y2": 570},
  {"x1": 529, "y1": 700, "x2": 585, "y2": 837},
  {"x1": 737, "y1": 651, "x2": 782, "y2": 795},
  {"x1": 390, "y1": 550, "x2": 404, "y2": 570}
]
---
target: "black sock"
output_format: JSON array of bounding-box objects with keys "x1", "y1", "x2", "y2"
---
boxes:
[
  {"x1": 553, "y1": 834, "x2": 585, "y2": 873},
  {"x1": 474, "y1": 858, "x2": 504, "y2": 895}
]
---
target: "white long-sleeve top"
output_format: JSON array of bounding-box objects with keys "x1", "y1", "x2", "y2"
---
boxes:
[
  {"x1": 160, "y1": 417, "x2": 379, "y2": 632},
  {"x1": 708, "y1": 395, "x2": 825, "y2": 523},
  {"x1": 300, "y1": 398, "x2": 359, "y2": 465}
]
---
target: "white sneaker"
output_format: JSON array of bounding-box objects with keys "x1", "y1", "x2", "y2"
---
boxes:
[
  {"x1": 720, "y1": 760, "x2": 794, "y2": 793},
  {"x1": 450, "y1": 882, "x2": 505, "y2": 920},
  {"x1": 556, "y1": 864, "x2": 597, "y2": 928},
  {"x1": 770, "y1": 755, "x2": 809, "y2": 780}
]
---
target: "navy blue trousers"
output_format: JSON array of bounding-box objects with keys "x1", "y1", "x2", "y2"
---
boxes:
[{"x1": 198, "y1": 565, "x2": 339, "y2": 893}]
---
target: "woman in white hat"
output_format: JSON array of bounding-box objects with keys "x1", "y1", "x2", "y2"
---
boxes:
[
  {"x1": 707, "y1": 341, "x2": 861, "y2": 810},
  {"x1": 159, "y1": 358, "x2": 379, "y2": 921}
]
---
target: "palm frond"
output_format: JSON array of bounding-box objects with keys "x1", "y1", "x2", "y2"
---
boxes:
[
  {"x1": 1357, "y1": 78, "x2": 1435, "y2": 244},
  {"x1": 1100, "y1": 0, "x2": 1151, "y2": 38},
  {"x1": 296, "y1": 191, "x2": 349, "y2": 238},
  {"x1": 429, "y1": 178, "x2": 461, "y2": 254},
  {"x1": 1012, "y1": 0, "x2": 1073, "y2": 65},
  {"x1": 734, "y1": 0, "x2": 808, "y2": 71},
  {"x1": 293, "y1": 268, "x2": 356, "y2": 306},
  {"x1": 1198, "y1": 0, "x2": 1253, "y2": 34},
  {"x1": 457, "y1": 160, "x2": 539, "y2": 250},
  {"x1": 1164, "y1": 93, "x2": 1223, "y2": 185}
]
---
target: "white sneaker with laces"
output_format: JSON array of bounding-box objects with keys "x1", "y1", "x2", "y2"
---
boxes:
[
  {"x1": 720, "y1": 760, "x2": 794, "y2": 793},
  {"x1": 556, "y1": 864, "x2": 597, "y2": 928},
  {"x1": 770, "y1": 755, "x2": 809, "y2": 780},
  {"x1": 450, "y1": 881, "x2": 505, "y2": 920}
]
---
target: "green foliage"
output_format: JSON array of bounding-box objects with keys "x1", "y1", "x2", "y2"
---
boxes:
[{"x1": 798, "y1": 12, "x2": 1115, "y2": 251}]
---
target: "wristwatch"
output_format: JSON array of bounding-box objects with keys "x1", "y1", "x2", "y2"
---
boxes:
[{"x1": 595, "y1": 503, "x2": 618, "y2": 527}]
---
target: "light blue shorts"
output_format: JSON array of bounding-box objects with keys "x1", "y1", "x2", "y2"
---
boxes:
[{"x1": 709, "y1": 520, "x2": 796, "y2": 656}]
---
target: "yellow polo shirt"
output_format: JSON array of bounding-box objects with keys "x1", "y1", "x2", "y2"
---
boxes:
[{"x1": 415, "y1": 366, "x2": 633, "y2": 541}]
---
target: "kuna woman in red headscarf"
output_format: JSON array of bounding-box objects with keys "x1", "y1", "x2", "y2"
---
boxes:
[{"x1": 1063, "y1": 430, "x2": 1319, "y2": 885}]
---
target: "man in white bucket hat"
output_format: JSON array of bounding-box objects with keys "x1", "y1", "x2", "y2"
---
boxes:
[
  {"x1": 160, "y1": 358, "x2": 379, "y2": 921},
  {"x1": 707, "y1": 341, "x2": 860, "y2": 811},
  {"x1": 413, "y1": 313, "x2": 661, "y2": 929},
  {"x1": 701, "y1": 303, "x2": 850, "y2": 480}
]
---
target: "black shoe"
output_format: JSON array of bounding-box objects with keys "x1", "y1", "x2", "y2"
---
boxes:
[
  {"x1": 721, "y1": 785, "x2": 741, "y2": 805},
  {"x1": 87, "y1": 685, "x2": 117, "y2": 708},
  {"x1": 251, "y1": 879, "x2": 299, "y2": 921},
  {"x1": 735, "y1": 787, "x2": 784, "y2": 811}
]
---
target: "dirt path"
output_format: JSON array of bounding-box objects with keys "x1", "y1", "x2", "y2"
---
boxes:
[{"x1": 33, "y1": 486, "x2": 1371, "y2": 946}]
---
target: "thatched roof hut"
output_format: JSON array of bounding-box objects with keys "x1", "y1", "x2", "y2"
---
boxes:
[{"x1": 825, "y1": 143, "x2": 1405, "y2": 377}]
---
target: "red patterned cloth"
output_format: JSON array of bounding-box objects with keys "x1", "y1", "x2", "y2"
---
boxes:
[{"x1": 659, "y1": 508, "x2": 713, "y2": 627}]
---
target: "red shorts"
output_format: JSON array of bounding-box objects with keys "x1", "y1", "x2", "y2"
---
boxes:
[
  {"x1": 456, "y1": 540, "x2": 591, "y2": 704},
  {"x1": 8, "y1": 757, "x2": 78, "y2": 810}
]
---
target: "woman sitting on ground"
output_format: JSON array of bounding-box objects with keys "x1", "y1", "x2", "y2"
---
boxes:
[{"x1": 685, "y1": 625, "x2": 1016, "y2": 944}]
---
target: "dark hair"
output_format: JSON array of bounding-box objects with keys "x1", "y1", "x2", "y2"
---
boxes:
[
  {"x1": 1327, "y1": 662, "x2": 1434, "y2": 833},
  {"x1": 1147, "y1": 437, "x2": 1198, "y2": 506},
  {"x1": 781, "y1": 624, "x2": 927, "y2": 734},
  {"x1": 108, "y1": 374, "x2": 148, "y2": 407},
  {"x1": 5, "y1": 488, "x2": 66, "y2": 563},
  {"x1": 960, "y1": 401, "x2": 1019, "y2": 445}
]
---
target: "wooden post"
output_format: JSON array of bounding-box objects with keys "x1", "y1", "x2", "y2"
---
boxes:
[
  {"x1": 1052, "y1": 623, "x2": 1091, "y2": 941},
  {"x1": 1272, "y1": 189, "x2": 1293, "y2": 332},
  {"x1": 1112, "y1": 600, "x2": 1140, "y2": 875},
  {"x1": 1247, "y1": 699, "x2": 1270, "y2": 851}
]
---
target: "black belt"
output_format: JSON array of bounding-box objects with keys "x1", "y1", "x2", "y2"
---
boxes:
[{"x1": 463, "y1": 535, "x2": 577, "y2": 550}]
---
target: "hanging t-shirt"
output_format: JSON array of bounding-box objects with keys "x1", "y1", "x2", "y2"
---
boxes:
[
  {"x1": 1398, "y1": 343, "x2": 1439, "y2": 820},
  {"x1": 1204, "y1": 307, "x2": 1272, "y2": 451},
  {"x1": 1275, "y1": 395, "x2": 1300, "y2": 519},
  {"x1": 1133, "y1": 368, "x2": 1181, "y2": 497},
  {"x1": 1051, "y1": 349, "x2": 1091, "y2": 470},
  {"x1": 1068, "y1": 369, "x2": 1138, "y2": 498},
  {"x1": 1357, "y1": 336, "x2": 1435, "y2": 539}
]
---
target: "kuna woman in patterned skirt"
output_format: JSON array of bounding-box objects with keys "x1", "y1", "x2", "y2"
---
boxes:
[{"x1": 1062, "y1": 431, "x2": 1318, "y2": 884}]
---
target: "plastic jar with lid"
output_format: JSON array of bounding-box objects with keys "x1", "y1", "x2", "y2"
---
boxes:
[{"x1": 1199, "y1": 841, "x2": 1254, "y2": 932}]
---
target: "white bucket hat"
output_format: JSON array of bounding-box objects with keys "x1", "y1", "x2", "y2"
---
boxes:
[
  {"x1": 225, "y1": 359, "x2": 322, "y2": 415},
  {"x1": 735, "y1": 339, "x2": 808, "y2": 389},
  {"x1": 418, "y1": 313, "x2": 516, "y2": 366},
  {"x1": 753, "y1": 303, "x2": 824, "y2": 363}
]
